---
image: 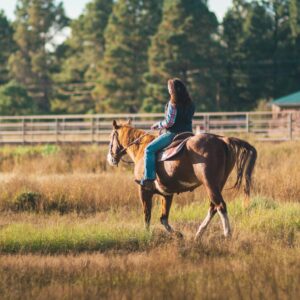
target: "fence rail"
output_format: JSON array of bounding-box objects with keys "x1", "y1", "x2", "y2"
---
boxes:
[{"x1": 0, "y1": 111, "x2": 299, "y2": 144}]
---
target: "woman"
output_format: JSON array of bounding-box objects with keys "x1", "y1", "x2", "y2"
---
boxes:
[{"x1": 137, "y1": 78, "x2": 195, "y2": 191}]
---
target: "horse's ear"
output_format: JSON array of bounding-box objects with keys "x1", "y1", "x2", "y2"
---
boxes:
[
  {"x1": 127, "y1": 118, "x2": 132, "y2": 126},
  {"x1": 112, "y1": 120, "x2": 119, "y2": 129}
]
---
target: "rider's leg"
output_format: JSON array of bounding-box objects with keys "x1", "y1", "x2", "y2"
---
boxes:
[{"x1": 143, "y1": 132, "x2": 176, "y2": 182}]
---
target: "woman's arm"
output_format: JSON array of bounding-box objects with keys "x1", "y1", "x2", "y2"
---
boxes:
[{"x1": 151, "y1": 102, "x2": 177, "y2": 130}]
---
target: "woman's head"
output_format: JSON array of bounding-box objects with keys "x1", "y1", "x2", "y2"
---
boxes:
[{"x1": 168, "y1": 78, "x2": 192, "y2": 107}]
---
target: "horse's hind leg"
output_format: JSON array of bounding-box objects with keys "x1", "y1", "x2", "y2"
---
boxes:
[
  {"x1": 160, "y1": 195, "x2": 174, "y2": 232},
  {"x1": 209, "y1": 186, "x2": 231, "y2": 237},
  {"x1": 217, "y1": 200, "x2": 231, "y2": 238},
  {"x1": 195, "y1": 202, "x2": 217, "y2": 239},
  {"x1": 197, "y1": 184, "x2": 231, "y2": 238},
  {"x1": 139, "y1": 188, "x2": 153, "y2": 230}
]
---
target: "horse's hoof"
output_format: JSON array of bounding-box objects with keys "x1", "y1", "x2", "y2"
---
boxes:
[
  {"x1": 174, "y1": 231, "x2": 184, "y2": 239},
  {"x1": 224, "y1": 233, "x2": 232, "y2": 240}
]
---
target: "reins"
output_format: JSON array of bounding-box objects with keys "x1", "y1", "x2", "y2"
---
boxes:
[
  {"x1": 120, "y1": 131, "x2": 152, "y2": 154},
  {"x1": 112, "y1": 130, "x2": 153, "y2": 165}
]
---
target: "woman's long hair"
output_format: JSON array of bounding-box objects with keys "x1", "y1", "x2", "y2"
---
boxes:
[{"x1": 168, "y1": 78, "x2": 192, "y2": 107}]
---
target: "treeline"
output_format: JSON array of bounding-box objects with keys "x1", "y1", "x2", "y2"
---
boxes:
[{"x1": 0, "y1": 0, "x2": 300, "y2": 115}]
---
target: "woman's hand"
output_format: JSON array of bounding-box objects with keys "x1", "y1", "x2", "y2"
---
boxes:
[{"x1": 151, "y1": 122, "x2": 160, "y2": 130}]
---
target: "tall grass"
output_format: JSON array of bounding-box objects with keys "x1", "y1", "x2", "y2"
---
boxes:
[
  {"x1": 0, "y1": 198, "x2": 298, "y2": 254},
  {"x1": 0, "y1": 141, "x2": 299, "y2": 209},
  {"x1": 0, "y1": 141, "x2": 298, "y2": 214},
  {"x1": 0, "y1": 141, "x2": 299, "y2": 299}
]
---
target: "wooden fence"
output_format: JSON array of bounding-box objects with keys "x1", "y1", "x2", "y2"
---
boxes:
[{"x1": 0, "y1": 111, "x2": 299, "y2": 144}]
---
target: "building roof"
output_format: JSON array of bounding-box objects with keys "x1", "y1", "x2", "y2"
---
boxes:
[{"x1": 272, "y1": 91, "x2": 300, "y2": 106}]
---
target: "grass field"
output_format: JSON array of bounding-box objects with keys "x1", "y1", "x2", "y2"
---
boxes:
[{"x1": 0, "y1": 141, "x2": 299, "y2": 299}]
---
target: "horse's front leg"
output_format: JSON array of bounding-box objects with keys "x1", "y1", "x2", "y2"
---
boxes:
[
  {"x1": 139, "y1": 188, "x2": 153, "y2": 230},
  {"x1": 160, "y1": 195, "x2": 174, "y2": 232},
  {"x1": 161, "y1": 195, "x2": 183, "y2": 238}
]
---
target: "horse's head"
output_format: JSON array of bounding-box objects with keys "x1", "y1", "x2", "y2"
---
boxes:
[{"x1": 107, "y1": 119, "x2": 131, "y2": 166}]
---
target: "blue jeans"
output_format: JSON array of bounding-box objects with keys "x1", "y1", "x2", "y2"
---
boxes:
[{"x1": 144, "y1": 132, "x2": 176, "y2": 180}]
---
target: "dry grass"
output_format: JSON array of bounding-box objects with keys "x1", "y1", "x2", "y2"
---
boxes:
[
  {"x1": 0, "y1": 173, "x2": 140, "y2": 213},
  {"x1": 0, "y1": 141, "x2": 299, "y2": 299},
  {"x1": 0, "y1": 238, "x2": 299, "y2": 299},
  {"x1": 0, "y1": 141, "x2": 299, "y2": 208},
  {"x1": 0, "y1": 141, "x2": 298, "y2": 214},
  {"x1": 0, "y1": 200, "x2": 299, "y2": 299}
]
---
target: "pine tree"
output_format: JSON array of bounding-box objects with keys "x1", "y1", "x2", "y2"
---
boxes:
[
  {"x1": 289, "y1": 0, "x2": 300, "y2": 39},
  {"x1": 144, "y1": 0, "x2": 218, "y2": 112},
  {"x1": 221, "y1": 2, "x2": 245, "y2": 110},
  {"x1": 0, "y1": 11, "x2": 15, "y2": 85},
  {"x1": 0, "y1": 81, "x2": 36, "y2": 115},
  {"x1": 9, "y1": 0, "x2": 67, "y2": 113},
  {"x1": 94, "y1": 0, "x2": 163, "y2": 113},
  {"x1": 52, "y1": 0, "x2": 113, "y2": 114},
  {"x1": 288, "y1": 0, "x2": 300, "y2": 94},
  {"x1": 222, "y1": 0, "x2": 300, "y2": 110},
  {"x1": 222, "y1": 0, "x2": 274, "y2": 110}
]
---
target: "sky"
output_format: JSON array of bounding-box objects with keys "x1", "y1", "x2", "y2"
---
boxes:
[{"x1": 0, "y1": 0, "x2": 232, "y2": 21}]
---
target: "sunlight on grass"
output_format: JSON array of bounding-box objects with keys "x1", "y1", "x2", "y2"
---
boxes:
[
  {"x1": 0, "y1": 223, "x2": 151, "y2": 253},
  {"x1": 0, "y1": 197, "x2": 298, "y2": 253}
]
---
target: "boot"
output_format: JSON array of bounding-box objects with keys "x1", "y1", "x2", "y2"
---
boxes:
[{"x1": 135, "y1": 179, "x2": 156, "y2": 191}]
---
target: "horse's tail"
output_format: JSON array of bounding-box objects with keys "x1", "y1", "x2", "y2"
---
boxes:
[{"x1": 227, "y1": 137, "x2": 257, "y2": 197}]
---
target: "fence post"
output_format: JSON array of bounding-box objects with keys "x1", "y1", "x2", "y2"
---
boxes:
[
  {"x1": 246, "y1": 113, "x2": 250, "y2": 133},
  {"x1": 31, "y1": 119, "x2": 33, "y2": 144},
  {"x1": 22, "y1": 119, "x2": 26, "y2": 144},
  {"x1": 62, "y1": 118, "x2": 65, "y2": 143},
  {"x1": 91, "y1": 117, "x2": 95, "y2": 143},
  {"x1": 96, "y1": 117, "x2": 99, "y2": 143},
  {"x1": 55, "y1": 119, "x2": 59, "y2": 143},
  {"x1": 288, "y1": 113, "x2": 293, "y2": 141},
  {"x1": 205, "y1": 115, "x2": 210, "y2": 132}
]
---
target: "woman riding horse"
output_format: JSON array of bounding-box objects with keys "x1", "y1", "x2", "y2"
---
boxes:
[
  {"x1": 137, "y1": 78, "x2": 195, "y2": 191},
  {"x1": 107, "y1": 83, "x2": 257, "y2": 239}
]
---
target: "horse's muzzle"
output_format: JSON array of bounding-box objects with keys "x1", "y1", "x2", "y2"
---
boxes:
[{"x1": 107, "y1": 153, "x2": 118, "y2": 166}]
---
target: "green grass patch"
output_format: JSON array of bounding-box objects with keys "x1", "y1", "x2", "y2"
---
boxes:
[
  {"x1": 0, "y1": 223, "x2": 151, "y2": 254},
  {"x1": 0, "y1": 197, "x2": 299, "y2": 254}
]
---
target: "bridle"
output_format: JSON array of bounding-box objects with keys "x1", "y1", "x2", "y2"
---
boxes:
[{"x1": 109, "y1": 129, "x2": 151, "y2": 165}]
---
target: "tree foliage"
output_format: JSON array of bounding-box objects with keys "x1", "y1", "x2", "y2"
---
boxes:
[
  {"x1": 144, "y1": 0, "x2": 219, "y2": 112},
  {"x1": 0, "y1": 11, "x2": 15, "y2": 85},
  {"x1": 0, "y1": 81, "x2": 37, "y2": 115},
  {"x1": 52, "y1": 0, "x2": 113, "y2": 114},
  {"x1": 9, "y1": 0, "x2": 68, "y2": 113},
  {"x1": 94, "y1": 0, "x2": 163, "y2": 113},
  {"x1": 0, "y1": 0, "x2": 299, "y2": 115}
]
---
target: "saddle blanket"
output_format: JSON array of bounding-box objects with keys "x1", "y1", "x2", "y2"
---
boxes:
[{"x1": 157, "y1": 132, "x2": 194, "y2": 162}]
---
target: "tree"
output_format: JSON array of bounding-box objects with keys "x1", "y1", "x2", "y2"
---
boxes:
[
  {"x1": 144, "y1": 0, "x2": 219, "y2": 112},
  {"x1": 94, "y1": 0, "x2": 163, "y2": 113},
  {"x1": 0, "y1": 11, "x2": 15, "y2": 85},
  {"x1": 221, "y1": 0, "x2": 300, "y2": 111},
  {"x1": 289, "y1": 0, "x2": 300, "y2": 38},
  {"x1": 222, "y1": 0, "x2": 274, "y2": 110},
  {"x1": 52, "y1": 0, "x2": 113, "y2": 114},
  {"x1": 9, "y1": 0, "x2": 68, "y2": 113},
  {"x1": 0, "y1": 81, "x2": 37, "y2": 115}
]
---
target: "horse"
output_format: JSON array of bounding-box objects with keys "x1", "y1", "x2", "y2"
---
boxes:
[{"x1": 107, "y1": 120, "x2": 257, "y2": 239}]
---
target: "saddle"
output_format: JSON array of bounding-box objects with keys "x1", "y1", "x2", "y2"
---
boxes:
[{"x1": 157, "y1": 132, "x2": 194, "y2": 162}]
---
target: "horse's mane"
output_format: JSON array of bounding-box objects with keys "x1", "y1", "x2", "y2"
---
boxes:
[{"x1": 119, "y1": 125, "x2": 156, "y2": 151}]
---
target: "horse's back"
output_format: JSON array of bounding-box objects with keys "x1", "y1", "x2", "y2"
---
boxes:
[
  {"x1": 155, "y1": 133, "x2": 232, "y2": 192},
  {"x1": 186, "y1": 133, "x2": 230, "y2": 160}
]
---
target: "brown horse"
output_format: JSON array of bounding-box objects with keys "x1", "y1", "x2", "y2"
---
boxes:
[{"x1": 107, "y1": 120, "x2": 257, "y2": 238}]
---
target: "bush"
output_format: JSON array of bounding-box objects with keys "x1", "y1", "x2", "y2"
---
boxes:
[
  {"x1": 0, "y1": 81, "x2": 37, "y2": 115},
  {"x1": 13, "y1": 191, "x2": 42, "y2": 211}
]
